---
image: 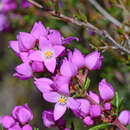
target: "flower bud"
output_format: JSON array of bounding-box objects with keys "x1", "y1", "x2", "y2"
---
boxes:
[
  {"x1": 85, "y1": 51, "x2": 103, "y2": 71},
  {"x1": 118, "y1": 110, "x2": 130, "y2": 125},
  {"x1": 83, "y1": 116, "x2": 94, "y2": 126},
  {"x1": 98, "y1": 79, "x2": 115, "y2": 101},
  {"x1": 42, "y1": 110, "x2": 55, "y2": 127},
  {"x1": 12, "y1": 104, "x2": 33, "y2": 125},
  {"x1": 104, "y1": 102, "x2": 111, "y2": 110},
  {"x1": 90, "y1": 105, "x2": 102, "y2": 118},
  {"x1": 0, "y1": 115, "x2": 15, "y2": 128}
]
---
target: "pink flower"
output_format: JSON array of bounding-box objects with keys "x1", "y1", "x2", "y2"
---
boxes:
[
  {"x1": 83, "y1": 116, "x2": 94, "y2": 126},
  {"x1": 90, "y1": 105, "x2": 102, "y2": 118},
  {"x1": 62, "y1": 36, "x2": 79, "y2": 44},
  {"x1": 12, "y1": 104, "x2": 33, "y2": 125},
  {"x1": 17, "y1": 32, "x2": 36, "y2": 52},
  {"x1": 0, "y1": 115, "x2": 15, "y2": 128},
  {"x1": 53, "y1": 75, "x2": 70, "y2": 95},
  {"x1": 72, "y1": 99, "x2": 90, "y2": 118},
  {"x1": 118, "y1": 110, "x2": 130, "y2": 125},
  {"x1": 34, "y1": 77, "x2": 53, "y2": 93},
  {"x1": 89, "y1": 91, "x2": 100, "y2": 104},
  {"x1": 104, "y1": 102, "x2": 111, "y2": 110},
  {"x1": 85, "y1": 51, "x2": 103, "y2": 71},
  {"x1": 68, "y1": 49, "x2": 85, "y2": 69},
  {"x1": 43, "y1": 91, "x2": 80, "y2": 120},
  {"x1": 60, "y1": 58, "x2": 78, "y2": 78},
  {"x1": 13, "y1": 62, "x2": 33, "y2": 80},
  {"x1": 21, "y1": 0, "x2": 32, "y2": 9},
  {"x1": 98, "y1": 79, "x2": 115, "y2": 101},
  {"x1": 29, "y1": 37, "x2": 65, "y2": 73},
  {"x1": 30, "y1": 21, "x2": 47, "y2": 39}
]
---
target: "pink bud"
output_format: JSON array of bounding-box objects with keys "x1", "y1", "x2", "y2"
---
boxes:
[
  {"x1": 98, "y1": 79, "x2": 115, "y2": 101},
  {"x1": 90, "y1": 105, "x2": 102, "y2": 118},
  {"x1": 104, "y1": 102, "x2": 111, "y2": 110},
  {"x1": 118, "y1": 110, "x2": 130, "y2": 125},
  {"x1": 83, "y1": 116, "x2": 94, "y2": 126},
  {"x1": 85, "y1": 51, "x2": 103, "y2": 71},
  {"x1": 32, "y1": 61, "x2": 44, "y2": 72}
]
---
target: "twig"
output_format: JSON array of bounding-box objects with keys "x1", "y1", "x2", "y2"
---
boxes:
[
  {"x1": 27, "y1": 0, "x2": 130, "y2": 54},
  {"x1": 87, "y1": 0, "x2": 130, "y2": 32}
]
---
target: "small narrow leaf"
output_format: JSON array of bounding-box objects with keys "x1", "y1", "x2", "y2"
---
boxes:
[
  {"x1": 84, "y1": 77, "x2": 91, "y2": 91},
  {"x1": 88, "y1": 123, "x2": 112, "y2": 130}
]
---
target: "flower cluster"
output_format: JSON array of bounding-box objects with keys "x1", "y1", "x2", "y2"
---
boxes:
[
  {"x1": 0, "y1": 104, "x2": 33, "y2": 130},
  {"x1": 8, "y1": 21, "x2": 130, "y2": 129}
]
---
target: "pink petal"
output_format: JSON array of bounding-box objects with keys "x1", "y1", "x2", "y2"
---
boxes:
[
  {"x1": 39, "y1": 37, "x2": 52, "y2": 50},
  {"x1": 29, "y1": 50, "x2": 43, "y2": 62},
  {"x1": 44, "y1": 58, "x2": 56, "y2": 73},
  {"x1": 67, "y1": 97, "x2": 80, "y2": 110},
  {"x1": 53, "y1": 45, "x2": 65, "y2": 57},
  {"x1": 54, "y1": 103, "x2": 67, "y2": 120},
  {"x1": 43, "y1": 92, "x2": 60, "y2": 103}
]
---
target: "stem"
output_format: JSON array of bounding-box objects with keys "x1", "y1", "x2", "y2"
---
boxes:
[
  {"x1": 87, "y1": 0, "x2": 130, "y2": 32},
  {"x1": 27, "y1": 0, "x2": 130, "y2": 54}
]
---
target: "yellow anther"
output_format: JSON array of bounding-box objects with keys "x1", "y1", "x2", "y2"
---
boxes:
[
  {"x1": 45, "y1": 51, "x2": 52, "y2": 57},
  {"x1": 59, "y1": 97, "x2": 65, "y2": 104}
]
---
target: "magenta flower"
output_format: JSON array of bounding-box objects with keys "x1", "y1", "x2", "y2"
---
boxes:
[
  {"x1": 104, "y1": 102, "x2": 111, "y2": 110},
  {"x1": 90, "y1": 105, "x2": 102, "y2": 118},
  {"x1": 31, "y1": 21, "x2": 47, "y2": 39},
  {"x1": 8, "y1": 123, "x2": 22, "y2": 130},
  {"x1": 83, "y1": 116, "x2": 94, "y2": 126},
  {"x1": 0, "y1": 13, "x2": 9, "y2": 32},
  {"x1": 47, "y1": 30, "x2": 62, "y2": 45},
  {"x1": 12, "y1": 104, "x2": 33, "y2": 125},
  {"x1": 72, "y1": 99, "x2": 90, "y2": 118},
  {"x1": 118, "y1": 110, "x2": 130, "y2": 125},
  {"x1": 68, "y1": 49, "x2": 85, "y2": 69},
  {"x1": 42, "y1": 110, "x2": 55, "y2": 127},
  {"x1": 85, "y1": 51, "x2": 103, "y2": 71},
  {"x1": 29, "y1": 37, "x2": 65, "y2": 73},
  {"x1": 98, "y1": 79, "x2": 115, "y2": 101},
  {"x1": 89, "y1": 91, "x2": 100, "y2": 104},
  {"x1": 0, "y1": 115, "x2": 15, "y2": 129},
  {"x1": 17, "y1": 32, "x2": 36, "y2": 52},
  {"x1": 60, "y1": 58, "x2": 78, "y2": 78},
  {"x1": 53, "y1": 75, "x2": 70, "y2": 95},
  {"x1": 13, "y1": 62, "x2": 33, "y2": 80},
  {"x1": 34, "y1": 77, "x2": 53, "y2": 93},
  {"x1": 43, "y1": 91, "x2": 80, "y2": 120}
]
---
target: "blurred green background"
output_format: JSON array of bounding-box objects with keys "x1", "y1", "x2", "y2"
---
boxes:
[{"x1": 0, "y1": 0, "x2": 130, "y2": 129}]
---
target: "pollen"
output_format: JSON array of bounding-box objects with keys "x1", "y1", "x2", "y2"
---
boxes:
[
  {"x1": 44, "y1": 50, "x2": 53, "y2": 59},
  {"x1": 58, "y1": 96, "x2": 67, "y2": 105},
  {"x1": 45, "y1": 51, "x2": 52, "y2": 57}
]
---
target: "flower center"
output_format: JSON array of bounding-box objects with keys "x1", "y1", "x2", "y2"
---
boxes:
[
  {"x1": 44, "y1": 50, "x2": 53, "y2": 59},
  {"x1": 58, "y1": 96, "x2": 67, "y2": 105}
]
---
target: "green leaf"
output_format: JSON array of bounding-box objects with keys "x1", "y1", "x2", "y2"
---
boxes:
[
  {"x1": 83, "y1": 77, "x2": 91, "y2": 91},
  {"x1": 115, "y1": 92, "x2": 119, "y2": 114},
  {"x1": 34, "y1": 128, "x2": 39, "y2": 130},
  {"x1": 88, "y1": 123, "x2": 112, "y2": 130}
]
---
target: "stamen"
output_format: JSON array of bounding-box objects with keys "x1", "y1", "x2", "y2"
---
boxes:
[
  {"x1": 58, "y1": 96, "x2": 67, "y2": 105},
  {"x1": 44, "y1": 50, "x2": 53, "y2": 59}
]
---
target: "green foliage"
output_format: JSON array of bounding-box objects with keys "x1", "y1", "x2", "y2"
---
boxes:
[{"x1": 88, "y1": 123, "x2": 112, "y2": 130}]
